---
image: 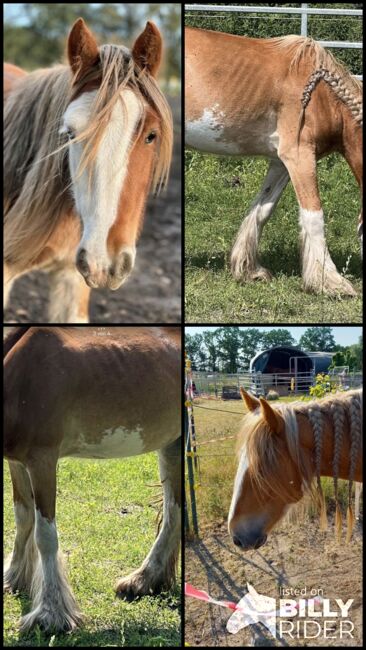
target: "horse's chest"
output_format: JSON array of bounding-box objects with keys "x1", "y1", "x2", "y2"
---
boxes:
[
  {"x1": 185, "y1": 106, "x2": 279, "y2": 156},
  {"x1": 60, "y1": 425, "x2": 145, "y2": 459}
]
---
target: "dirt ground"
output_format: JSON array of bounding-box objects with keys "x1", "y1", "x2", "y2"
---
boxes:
[
  {"x1": 4, "y1": 97, "x2": 181, "y2": 324},
  {"x1": 185, "y1": 518, "x2": 363, "y2": 647}
]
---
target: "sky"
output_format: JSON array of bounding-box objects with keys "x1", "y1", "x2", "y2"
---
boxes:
[{"x1": 185, "y1": 326, "x2": 362, "y2": 347}]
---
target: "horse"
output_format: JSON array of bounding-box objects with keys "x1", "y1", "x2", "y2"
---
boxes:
[
  {"x1": 228, "y1": 388, "x2": 362, "y2": 551},
  {"x1": 4, "y1": 18, "x2": 173, "y2": 322},
  {"x1": 185, "y1": 27, "x2": 362, "y2": 295},
  {"x1": 4, "y1": 326, "x2": 181, "y2": 632}
]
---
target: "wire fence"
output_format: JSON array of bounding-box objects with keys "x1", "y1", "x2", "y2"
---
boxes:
[{"x1": 185, "y1": 3, "x2": 363, "y2": 79}]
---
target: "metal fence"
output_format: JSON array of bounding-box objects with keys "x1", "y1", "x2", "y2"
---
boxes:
[
  {"x1": 192, "y1": 370, "x2": 363, "y2": 397},
  {"x1": 185, "y1": 4, "x2": 363, "y2": 79}
]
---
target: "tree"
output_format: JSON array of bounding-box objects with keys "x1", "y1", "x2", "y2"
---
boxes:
[
  {"x1": 215, "y1": 327, "x2": 242, "y2": 373},
  {"x1": 202, "y1": 330, "x2": 219, "y2": 372},
  {"x1": 348, "y1": 337, "x2": 363, "y2": 370},
  {"x1": 239, "y1": 328, "x2": 263, "y2": 369},
  {"x1": 185, "y1": 333, "x2": 206, "y2": 371},
  {"x1": 299, "y1": 327, "x2": 336, "y2": 352},
  {"x1": 261, "y1": 328, "x2": 296, "y2": 349}
]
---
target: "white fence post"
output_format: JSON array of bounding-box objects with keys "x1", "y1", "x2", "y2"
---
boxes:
[
  {"x1": 185, "y1": 5, "x2": 363, "y2": 80},
  {"x1": 301, "y1": 3, "x2": 308, "y2": 37}
]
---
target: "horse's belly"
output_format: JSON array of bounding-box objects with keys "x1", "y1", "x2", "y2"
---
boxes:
[
  {"x1": 185, "y1": 107, "x2": 279, "y2": 157},
  {"x1": 60, "y1": 425, "x2": 146, "y2": 459},
  {"x1": 185, "y1": 108, "x2": 242, "y2": 154}
]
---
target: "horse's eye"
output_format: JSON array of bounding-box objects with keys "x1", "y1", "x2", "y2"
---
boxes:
[{"x1": 145, "y1": 131, "x2": 156, "y2": 144}]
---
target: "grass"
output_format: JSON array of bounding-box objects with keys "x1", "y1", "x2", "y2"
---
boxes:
[
  {"x1": 4, "y1": 455, "x2": 181, "y2": 647},
  {"x1": 185, "y1": 397, "x2": 358, "y2": 531},
  {"x1": 185, "y1": 152, "x2": 362, "y2": 323}
]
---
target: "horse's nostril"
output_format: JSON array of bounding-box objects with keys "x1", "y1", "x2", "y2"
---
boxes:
[
  {"x1": 76, "y1": 249, "x2": 90, "y2": 276},
  {"x1": 233, "y1": 535, "x2": 243, "y2": 547}
]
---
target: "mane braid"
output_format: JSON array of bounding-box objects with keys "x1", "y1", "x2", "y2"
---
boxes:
[
  {"x1": 346, "y1": 393, "x2": 362, "y2": 542},
  {"x1": 272, "y1": 36, "x2": 363, "y2": 141},
  {"x1": 331, "y1": 401, "x2": 345, "y2": 539},
  {"x1": 4, "y1": 44, "x2": 173, "y2": 273},
  {"x1": 239, "y1": 390, "x2": 362, "y2": 541}
]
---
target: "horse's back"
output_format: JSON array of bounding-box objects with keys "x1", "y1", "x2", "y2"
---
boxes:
[
  {"x1": 4, "y1": 327, "x2": 181, "y2": 462},
  {"x1": 4, "y1": 62, "x2": 27, "y2": 100}
]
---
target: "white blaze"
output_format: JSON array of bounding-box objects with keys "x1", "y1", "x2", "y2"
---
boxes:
[{"x1": 61, "y1": 89, "x2": 142, "y2": 264}]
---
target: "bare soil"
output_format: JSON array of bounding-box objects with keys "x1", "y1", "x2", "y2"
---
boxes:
[
  {"x1": 185, "y1": 518, "x2": 362, "y2": 647},
  {"x1": 4, "y1": 98, "x2": 181, "y2": 324}
]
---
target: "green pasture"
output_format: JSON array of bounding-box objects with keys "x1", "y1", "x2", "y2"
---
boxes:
[
  {"x1": 185, "y1": 397, "x2": 359, "y2": 531},
  {"x1": 4, "y1": 455, "x2": 181, "y2": 647},
  {"x1": 185, "y1": 153, "x2": 362, "y2": 323}
]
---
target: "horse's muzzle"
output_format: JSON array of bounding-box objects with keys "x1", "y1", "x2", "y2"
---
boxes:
[
  {"x1": 232, "y1": 532, "x2": 267, "y2": 551},
  {"x1": 76, "y1": 247, "x2": 135, "y2": 289}
]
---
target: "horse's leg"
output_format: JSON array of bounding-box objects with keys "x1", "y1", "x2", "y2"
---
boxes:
[
  {"x1": 231, "y1": 159, "x2": 289, "y2": 281},
  {"x1": 116, "y1": 436, "x2": 181, "y2": 598},
  {"x1": 48, "y1": 266, "x2": 91, "y2": 323},
  {"x1": 278, "y1": 144, "x2": 356, "y2": 296},
  {"x1": 20, "y1": 454, "x2": 82, "y2": 632},
  {"x1": 4, "y1": 461, "x2": 37, "y2": 593}
]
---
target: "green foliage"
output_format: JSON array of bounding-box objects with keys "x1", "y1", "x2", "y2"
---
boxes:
[
  {"x1": 185, "y1": 3, "x2": 362, "y2": 75},
  {"x1": 4, "y1": 456, "x2": 181, "y2": 646},
  {"x1": 4, "y1": 3, "x2": 181, "y2": 80},
  {"x1": 185, "y1": 152, "x2": 362, "y2": 323},
  {"x1": 299, "y1": 327, "x2": 336, "y2": 351},
  {"x1": 309, "y1": 372, "x2": 340, "y2": 397}
]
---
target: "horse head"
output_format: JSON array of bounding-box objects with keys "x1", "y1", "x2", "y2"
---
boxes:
[
  {"x1": 228, "y1": 389, "x2": 307, "y2": 550},
  {"x1": 62, "y1": 18, "x2": 172, "y2": 289}
]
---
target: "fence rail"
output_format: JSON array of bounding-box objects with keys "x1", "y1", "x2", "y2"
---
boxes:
[
  {"x1": 192, "y1": 370, "x2": 363, "y2": 397},
  {"x1": 185, "y1": 4, "x2": 363, "y2": 79}
]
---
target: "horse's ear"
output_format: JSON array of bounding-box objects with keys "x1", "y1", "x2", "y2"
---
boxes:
[
  {"x1": 132, "y1": 21, "x2": 162, "y2": 77},
  {"x1": 68, "y1": 18, "x2": 99, "y2": 79},
  {"x1": 259, "y1": 397, "x2": 282, "y2": 434},
  {"x1": 240, "y1": 388, "x2": 260, "y2": 412}
]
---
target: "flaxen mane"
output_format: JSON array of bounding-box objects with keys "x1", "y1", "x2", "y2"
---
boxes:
[
  {"x1": 273, "y1": 36, "x2": 362, "y2": 125},
  {"x1": 4, "y1": 45, "x2": 173, "y2": 271},
  {"x1": 238, "y1": 390, "x2": 362, "y2": 541}
]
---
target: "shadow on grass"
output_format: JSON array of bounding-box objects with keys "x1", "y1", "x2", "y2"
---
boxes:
[{"x1": 4, "y1": 589, "x2": 181, "y2": 647}]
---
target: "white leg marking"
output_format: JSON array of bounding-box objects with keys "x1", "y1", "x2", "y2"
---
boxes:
[
  {"x1": 4, "y1": 503, "x2": 37, "y2": 593},
  {"x1": 299, "y1": 208, "x2": 356, "y2": 295},
  {"x1": 48, "y1": 267, "x2": 89, "y2": 323},
  {"x1": 20, "y1": 510, "x2": 82, "y2": 632},
  {"x1": 231, "y1": 160, "x2": 289, "y2": 280}
]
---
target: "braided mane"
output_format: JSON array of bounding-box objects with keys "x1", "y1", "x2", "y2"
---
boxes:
[{"x1": 239, "y1": 389, "x2": 362, "y2": 541}]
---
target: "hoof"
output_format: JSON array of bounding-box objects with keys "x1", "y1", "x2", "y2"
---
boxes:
[
  {"x1": 116, "y1": 569, "x2": 168, "y2": 601},
  {"x1": 19, "y1": 607, "x2": 83, "y2": 633},
  {"x1": 232, "y1": 264, "x2": 272, "y2": 283},
  {"x1": 303, "y1": 275, "x2": 357, "y2": 297}
]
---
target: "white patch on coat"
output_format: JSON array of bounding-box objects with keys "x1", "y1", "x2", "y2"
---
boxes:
[
  {"x1": 61, "y1": 89, "x2": 143, "y2": 267},
  {"x1": 186, "y1": 106, "x2": 279, "y2": 156},
  {"x1": 34, "y1": 510, "x2": 58, "y2": 555},
  {"x1": 186, "y1": 107, "x2": 240, "y2": 154},
  {"x1": 60, "y1": 425, "x2": 145, "y2": 459},
  {"x1": 228, "y1": 448, "x2": 249, "y2": 530}
]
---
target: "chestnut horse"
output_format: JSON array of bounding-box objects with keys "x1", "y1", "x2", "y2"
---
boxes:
[
  {"x1": 185, "y1": 28, "x2": 362, "y2": 295},
  {"x1": 4, "y1": 326, "x2": 181, "y2": 631},
  {"x1": 228, "y1": 389, "x2": 362, "y2": 550},
  {"x1": 4, "y1": 19, "x2": 173, "y2": 322}
]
